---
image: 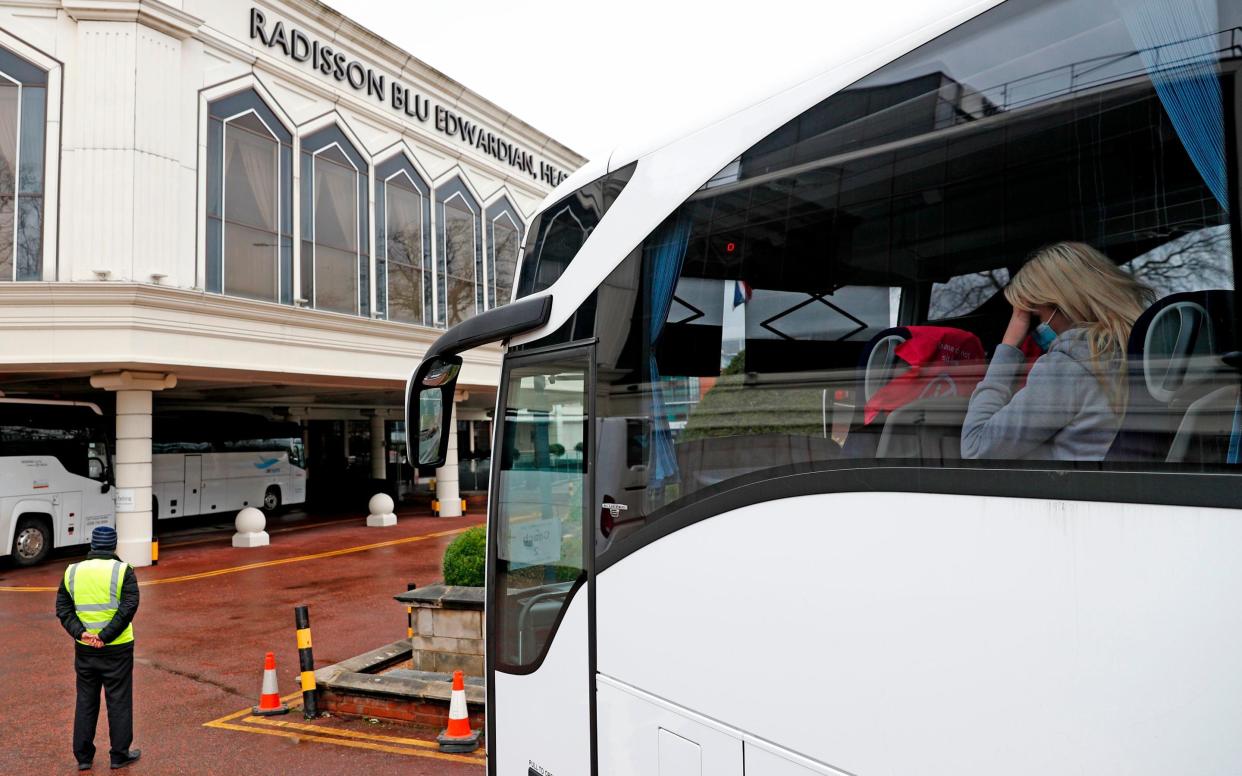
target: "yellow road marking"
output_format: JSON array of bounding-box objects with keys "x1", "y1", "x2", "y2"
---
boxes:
[
  {"x1": 0, "y1": 524, "x2": 479, "y2": 593},
  {"x1": 244, "y1": 715, "x2": 459, "y2": 752},
  {"x1": 206, "y1": 719, "x2": 484, "y2": 765},
  {"x1": 202, "y1": 691, "x2": 303, "y2": 728},
  {"x1": 202, "y1": 697, "x2": 483, "y2": 765}
]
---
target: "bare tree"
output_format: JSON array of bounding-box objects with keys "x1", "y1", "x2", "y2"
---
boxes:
[
  {"x1": 444, "y1": 211, "x2": 476, "y2": 326},
  {"x1": 928, "y1": 268, "x2": 1010, "y2": 320},
  {"x1": 1124, "y1": 226, "x2": 1232, "y2": 296},
  {"x1": 387, "y1": 221, "x2": 423, "y2": 323}
]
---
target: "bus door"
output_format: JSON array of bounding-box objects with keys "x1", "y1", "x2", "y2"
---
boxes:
[
  {"x1": 183, "y1": 455, "x2": 202, "y2": 515},
  {"x1": 488, "y1": 345, "x2": 594, "y2": 776}
]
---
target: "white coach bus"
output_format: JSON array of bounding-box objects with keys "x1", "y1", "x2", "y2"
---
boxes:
[
  {"x1": 0, "y1": 399, "x2": 116, "y2": 567},
  {"x1": 151, "y1": 412, "x2": 307, "y2": 520},
  {"x1": 3, "y1": 405, "x2": 305, "y2": 565},
  {"x1": 409, "y1": 0, "x2": 1242, "y2": 773}
]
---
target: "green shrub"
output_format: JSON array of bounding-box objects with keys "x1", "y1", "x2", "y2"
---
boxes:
[
  {"x1": 442, "y1": 525, "x2": 486, "y2": 587},
  {"x1": 555, "y1": 532, "x2": 583, "y2": 582}
]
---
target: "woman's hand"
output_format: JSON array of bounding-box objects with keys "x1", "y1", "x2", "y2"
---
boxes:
[{"x1": 1002, "y1": 306, "x2": 1033, "y2": 348}]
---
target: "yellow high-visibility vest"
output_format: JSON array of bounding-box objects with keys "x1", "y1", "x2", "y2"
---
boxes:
[{"x1": 64, "y1": 558, "x2": 135, "y2": 646}]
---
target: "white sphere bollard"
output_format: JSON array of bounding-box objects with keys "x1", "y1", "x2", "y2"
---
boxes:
[
  {"x1": 366, "y1": 493, "x2": 397, "y2": 527},
  {"x1": 232, "y1": 507, "x2": 270, "y2": 548}
]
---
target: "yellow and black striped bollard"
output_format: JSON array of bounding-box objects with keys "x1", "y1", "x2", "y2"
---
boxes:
[
  {"x1": 294, "y1": 605, "x2": 318, "y2": 719},
  {"x1": 406, "y1": 583, "x2": 416, "y2": 639}
]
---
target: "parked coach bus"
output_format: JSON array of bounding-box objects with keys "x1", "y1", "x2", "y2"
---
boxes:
[
  {"x1": 409, "y1": 0, "x2": 1242, "y2": 773},
  {"x1": 0, "y1": 399, "x2": 115, "y2": 567},
  {"x1": 2, "y1": 404, "x2": 305, "y2": 565},
  {"x1": 151, "y1": 412, "x2": 307, "y2": 521}
]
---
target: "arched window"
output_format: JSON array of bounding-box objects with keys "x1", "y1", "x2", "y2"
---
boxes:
[
  {"x1": 485, "y1": 196, "x2": 523, "y2": 309},
  {"x1": 435, "y1": 177, "x2": 481, "y2": 327},
  {"x1": 300, "y1": 125, "x2": 369, "y2": 315},
  {"x1": 206, "y1": 90, "x2": 292, "y2": 302},
  {"x1": 375, "y1": 154, "x2": 430, "y2": 324},
  {"x1": 0, "y1": 46, "x2": 47, "y2": 282}
]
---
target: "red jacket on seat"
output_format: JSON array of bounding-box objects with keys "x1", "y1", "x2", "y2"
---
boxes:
[{"x1": 864, "y1": 326, "x2": 986, "y2": 424}]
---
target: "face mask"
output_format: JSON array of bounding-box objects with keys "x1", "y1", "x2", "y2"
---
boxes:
[{"x1": 1033, "y1": 309, "x2": 1059, "y2": 352}]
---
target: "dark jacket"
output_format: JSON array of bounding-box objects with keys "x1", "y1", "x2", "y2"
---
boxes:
[{"x1": 55, "y1": 550, "x2": 140, "y2": 649}]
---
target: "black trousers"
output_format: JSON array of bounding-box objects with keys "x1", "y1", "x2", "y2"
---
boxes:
[{"x1": 73, "y1": 642, "x2": 134, "y2": 764}]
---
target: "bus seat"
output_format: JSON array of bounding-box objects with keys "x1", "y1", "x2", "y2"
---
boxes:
[
  {"x1": 877, "y1": 396, "x2": 971, "y2": 462},
  {"x1": 1165, "y1": 384, "x2": 1242, "y2": 465},
  {"x1": 1108, "y1": 290, "x2": 1236, "y2": 461},
  {"x1": 842, "y1": 327, "x2": 910, "y2": 458},
  {"x1": 862, "y1": 328, "x2": 911, "y2": 403},
  {"x1": 847, "y1": 326, "x2": 982, "y2": 461}
]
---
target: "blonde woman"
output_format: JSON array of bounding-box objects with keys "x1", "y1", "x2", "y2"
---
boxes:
[{"x1": 961, "y1": 242, "x2": 1154, "y2": 461}]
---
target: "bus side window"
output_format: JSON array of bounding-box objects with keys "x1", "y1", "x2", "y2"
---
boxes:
[{"x1": 588, "y1": 0, "x2": 1240, "y2": 559}]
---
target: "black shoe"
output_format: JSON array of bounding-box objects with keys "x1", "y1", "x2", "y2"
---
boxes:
[
  {"x1": 110, "y1": 750, "x2": 140, "y2": 769},
  {"x1": 77, "y1": 762, "x2": 91, "y2": 771}
]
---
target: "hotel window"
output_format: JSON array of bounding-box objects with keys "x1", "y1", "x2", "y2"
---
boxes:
[
  {"x1": 485, "y1": 196, "x2": 523, "y2": 308},
  {"x1": 435, "y1": 177, "x2": 481, "y2": 327},
  {"x1": 301, "y1": 125, "x2": 369, "y2": 315},
  {"x1": 0, "y1": 46, "x2": 47, "y2": 282},
  {"x1": 375, "y1": 154, "x2": 430, "y2": 324},
  {"x1": 206, "y1": 90, "x2": 293, "y2": 302}
]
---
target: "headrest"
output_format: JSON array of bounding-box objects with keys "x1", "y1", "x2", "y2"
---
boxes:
[{"x1": 1129, "y1": 290, "x2": 1235, "y2": 404}]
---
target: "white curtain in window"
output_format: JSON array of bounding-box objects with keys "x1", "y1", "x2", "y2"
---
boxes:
[
  {"x1": 226, "y1": 125, "x2": 277, "y2": 231},
  {"x1": 315, "y1": 158, "x2": 357, "y2": 250}
]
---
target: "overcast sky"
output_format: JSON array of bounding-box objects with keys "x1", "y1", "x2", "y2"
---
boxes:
[{"x1": 321, "y1": 0, "x2": 875, "y2": 163}]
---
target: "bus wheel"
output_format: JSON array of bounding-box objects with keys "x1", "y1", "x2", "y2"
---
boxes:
[
  {"x1": 262, "y1": 487, "x2": 282, "y2": 514},
  {"x1": 12, "y1": 517, "x2": 51, "y2": 566}
]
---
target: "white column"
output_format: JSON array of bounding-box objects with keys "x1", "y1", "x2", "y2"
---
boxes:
[
  {"x1": 90, "y1": 371, "x2": 177, "y2": 567},
  {"x1": 435, "y1": 396, "x2": 461, "y2": 517},
  {"x1": 370, "y1": 412, "x2": 387, "y2": 480}
]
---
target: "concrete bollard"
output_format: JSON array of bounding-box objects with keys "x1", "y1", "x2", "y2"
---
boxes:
[
  {"x1": 366, "y1": 493, "x2": 397, "y2": 527},
  {"x1": 232, "y1": 507, "x2": 270, "y2": 548}
]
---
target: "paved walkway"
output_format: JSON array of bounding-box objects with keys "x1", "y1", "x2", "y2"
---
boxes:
[{"x1": 0, "y1": 508, "x2": 486, "y2": 775}]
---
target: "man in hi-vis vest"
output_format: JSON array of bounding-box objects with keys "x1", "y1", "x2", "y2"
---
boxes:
[{"x1": 55, "y1": 526, "x2": 141, "y2": 771}]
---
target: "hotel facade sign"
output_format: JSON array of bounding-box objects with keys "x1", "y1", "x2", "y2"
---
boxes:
[{"x1": 249, "y1": 8, "x2": 569, "y2": 187}]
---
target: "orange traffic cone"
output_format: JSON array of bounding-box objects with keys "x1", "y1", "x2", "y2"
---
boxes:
[
  {"x1": 436, "y1": 670, "x2": 480, "y2": 752},
  {"x1": 252, "y1": 652, "x2": 290, "y2": 716}
]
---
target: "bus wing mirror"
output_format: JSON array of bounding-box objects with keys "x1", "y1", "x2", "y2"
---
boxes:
[{"x1": 407, "y1": 355, "x2": 464, "y2": 468}]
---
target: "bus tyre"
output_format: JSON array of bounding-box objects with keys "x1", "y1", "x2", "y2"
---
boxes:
[
  {"x1": 262, "y1": 487, "x2": 282, "y2": 515},
  {"x1": 12, "y1": 516, "x2": 51, "y2": 567}
]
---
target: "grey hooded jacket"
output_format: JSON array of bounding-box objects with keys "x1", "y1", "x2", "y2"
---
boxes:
[{"x1": 961, "y1": 328, "x2": 1122, "y2": 461}]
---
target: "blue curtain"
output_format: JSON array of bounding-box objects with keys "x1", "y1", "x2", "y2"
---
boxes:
[
  {"x1": 1123, "y1": 0, "x2": 1228, "y2": 209},
  {"x1": 1228, "y1": 390, "x2": 1241, "y2": 465},
  {"x1": 645, "y1": 213, "x2": 693, "y2": 485}
]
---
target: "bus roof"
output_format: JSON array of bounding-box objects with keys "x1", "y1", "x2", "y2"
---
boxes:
[
  {"x1": 608, "y1": 0, "x2": 1004, "y2": 173},
  {"x1": 0, "y1": 398, "x2": 104, "y2": 415},
  {"x1": 516, "y1": 0, "x2": 1005, "y2": 346}
]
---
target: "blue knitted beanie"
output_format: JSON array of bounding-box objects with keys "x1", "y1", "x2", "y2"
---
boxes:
[{"x1": 91, "y1": 526, "x2": 118, "y2": 553}]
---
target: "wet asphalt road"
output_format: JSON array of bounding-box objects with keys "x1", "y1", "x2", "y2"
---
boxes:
[{"x1": 0, "y1": 506, "x2": 485, "y2": 775}]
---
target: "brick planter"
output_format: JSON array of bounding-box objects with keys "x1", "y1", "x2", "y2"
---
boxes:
[
  {"x1": 314, "y1": 639, "x2": 485, "y2": 732},
  {"x1": 394, "y1": 585, "x2": 485, "y2": 677}
]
